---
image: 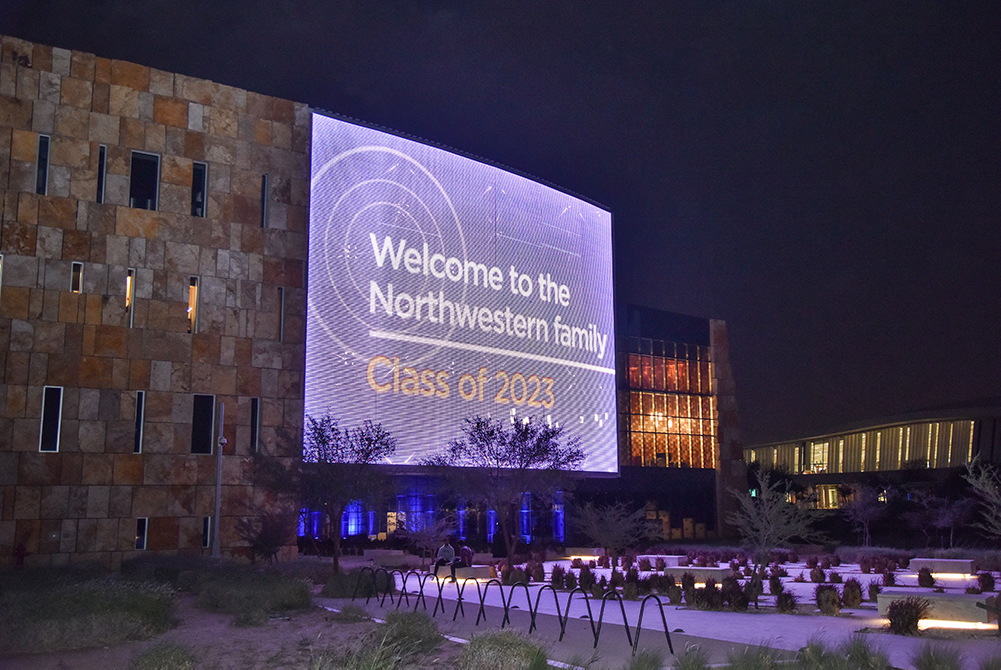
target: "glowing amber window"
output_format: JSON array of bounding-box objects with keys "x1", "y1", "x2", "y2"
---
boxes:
[{"x1": 187, "y1": 277, "x2": 199, "y2": 333}]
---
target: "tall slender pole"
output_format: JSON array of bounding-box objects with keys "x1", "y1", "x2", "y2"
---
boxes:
[{"x1": 212, "y1": 402, "x2": 225, "y2": 558}]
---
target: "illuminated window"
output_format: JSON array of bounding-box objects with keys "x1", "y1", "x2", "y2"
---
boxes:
[
  {"x1": 187, "y1": 277, "x2": 199, "y2": 334},
  {"x1": 810, "y1": 441, "x2": 829, "y2": 473},
  {"x1": 96, "y1": 144, "x2": 107, "y2": 203},
  {"x1": 191, "y1": 161, "x2": 207, "y2": 217},
  {"x1": 70, "y1": 262, "x2": 83, "y2": 293},
  {"x1": 135, "y1": 518, "x2": 148, "y2": 550},
  {"x1": 134, "y1": 390, "x2": 145, "y2": 454},
  {"x1": 126, "y1": 268, "x2": 136, "y2": 327},
  {"x1": 39, "y1": 386, "x2": 63, "y2": 452},
  {"x1": 36, "y1": 134, "x2": 50, "y2": 195},
  {"x1": 202, "y1": 516, "x2": 212, "y2": 548},
  {"x1": 129, "y1": 151, "x2": 159, "y2": 210}
]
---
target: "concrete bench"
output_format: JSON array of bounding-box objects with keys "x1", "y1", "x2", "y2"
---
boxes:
[
  {"x1": 454, "y1": 565, "x2": 492, "y2": 580},
  {"x1": 363, "y1": 549, "x2": 409, "y2": 568},
  {"x1": 878, "y1": 588, "x2": 997, "y2": 623},
  {"x1": 663, "y1": 566, "x2": 735, "y2": 581},
  {"x1": 636, "y1": 554, "x2": 688, "y2": 568},
  {"x1": 908, "y1": 558, "x2": 975, "y2": 575}
]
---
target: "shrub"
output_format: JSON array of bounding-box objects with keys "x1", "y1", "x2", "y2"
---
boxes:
[
  {"x1": 721, "y1": 576, "x2": 748, "y2": 611},
  {"x1": 868, "y1": 580, "x2": 881, "y2": 602},
  {"x1": 917, "y1": 567, "x2": 935, "y2": 588},
  {"x1": 598, "y1": 575, "x2": 609, "y2": 593},
  {"x1": 570, "y1": 557, "x2": 583, "y2": 568},
  {"x1": 625, "y1": 567, "x2": 640, "y2": 584},
  {"x1": 459, "y1": 631, "x2": 548, "y2": 670},
  {"x1": 578, "y1": 565, "x2": 595, "y2": 590},
  {"x1": 508, "y1": 567, "x2": 528, "y2": 585},
  {"x1": 860, "y1": 557, "x2": 872, "y2": 574},
  {"x1": 623, "y1": 582, "x2": 639, "y2": 601},
  {"x1": 830, "y1": 572, "x2": 842, "y2": 584},
  {"x1": 793, "y1": 571, "x2": 806, "y2": 583},
  {"x1": 820, "y1": 557, "x2": 831, "y2": 570},
  {"x1": 598, "y1": 555, "x2": 610, "y2": 569},
  {"x1": 681, "y1": 572, "x2": 696, "y2": 603},
  {"x1": 132, "y1": 641, "x2": 193, "y2": 670},
  {"x1": 383, "y1": 611, "x2": 442, "y2": 655},
  {"x1": 979, "y1": 571, "x2": 996, "y2": 592},
  {"x1": 815, "y1": 585, "x2": 841, "y2": 616},
  {"x1": 564, "y1": 570, "x2": 578, "y2": 591},
  {"x1": 665, "y1": 585, "x2": 683, "y2": 604},
  {"x1": 769, "y1": 575, "x2": 784, "y2": 595},
  {"x1": 673, "y1": 646, "x2": 711, "y2": 670},
  {"x1": 621, "y1": 554, "x2": 634, "y2": 570},
  {"x1": 626, "y1": 649, "x2": 665, "y2": 670},
  {"x1": 776, "y1": 591, "x2": 797, "y2": 613},
  {"x1": 693, "y1": 579, "x2": 723, "y2": 610},
  {"x1": 529, "y1": 561, "x2": 545, "y2": 583},
  {"x1": 806, "y1": 555, "x2": 819, "y2": 569},
  {"x1": 842, "y1": 578, "x2": 863, "y2": 608},
  {"x1": 654, "y1": 557, "x2": 666, "y2": 571},
  {"x1": 882, "y1": 571, "x2": 896, "y2": 587},
  {"x1": 886, "y1": 597, "x2": 930, "y2": 635},
  {"x1": 610, "y1": 569, "x2": 624, "y2": 588},
  {"x1": 770, "y1": 564, "x2": 788, "y2": 578},
  {"x1": 911, "y1": 644, "x2": 962, "y2": 670},
  {"x1": 810, "y1": 566, "x2": 826, "y2": 583},
  {"x1": 549, "y1": 564, "x2": 565, "y2": 589},
  {"x1": 830, "y1": 554, "x2": 841, "y2": 567},
  {"x1": 840, "y1": 633, "x2": 891, "y2": 670},
  {"x1": 196, "y1": 571, "x2": 311, "y2": 617},
  {"x1": 638, "y1": 557, "x2": 652, "y2": 571},
  {"x1": 967, "y1": 586, "x2": 983, "y2": 594}
]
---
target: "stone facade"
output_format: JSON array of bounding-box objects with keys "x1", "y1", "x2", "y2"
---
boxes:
[{"x1": 0, "y1": 35, "x2": 309, "y2": 567}]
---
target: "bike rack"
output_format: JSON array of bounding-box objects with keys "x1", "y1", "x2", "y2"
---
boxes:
[{"x1": 350, "y1": 570, "x2": 675, "y2": 657}]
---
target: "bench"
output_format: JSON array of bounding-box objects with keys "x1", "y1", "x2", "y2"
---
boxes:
[
  {"x1": 908, "y1": 558, "x2": 975, "y2": 575},
  {"x1": 363, "y1": 549, "x2": 409, "y2": 568},
  {"x1": 877, "y1": 588, "x2": 997, "y2": 624},
  {"x1": 636, "y1": 554, "x2": 688, "y2": 568},
  {"x1": 663, "y1": 566, "x2": 735, "y2": 581},
  {"x1": 454, "y1": 565, "x2": 492, "y2": 580}
]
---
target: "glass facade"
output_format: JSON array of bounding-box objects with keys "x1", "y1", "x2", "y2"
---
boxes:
[
  {"x1": 745, "y1": 419, "x2": 976, "y2": 474},
  {"x1": 618, "y1": 336, "x2": 717, "y2": 468}
]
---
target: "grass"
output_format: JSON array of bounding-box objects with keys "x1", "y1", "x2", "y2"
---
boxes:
[
  {"x1": 190, "y1": 568, "x2": 312, "y2": 621},
  {"x1": 321, "y1": 567, "x2": 397, "y2": 598},
  {"x1": 131, "y1": 641, "x2": 193, "y2": 670},
  {"x1": 0, "y1": 572, "x2": 177, "y2": 653},
  {"x1": 381, "y1": 611, "x2": 442, "y2": 655},
  {"x1": 459, "y1": 631, "x2": 549, "y2": 670},
  {"x1": 305, "y1": 610, "x2": 441, "y2": 669},
  {"x1": 626, "y1": 648, "x2": 665, "y2": 670},
  {"x1": 910, "y1": 644, "x2": 963, "y2": 670},
  {"x1": 330, "y1": 603, "x2": 371, "y2": 622}
]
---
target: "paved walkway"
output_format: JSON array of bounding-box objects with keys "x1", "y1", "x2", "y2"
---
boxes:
[{"x1": 318, "y1": 576, "x2": 1001, "y2": 669}]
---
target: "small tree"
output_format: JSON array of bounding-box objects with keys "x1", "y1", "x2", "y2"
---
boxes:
[
  {"x1": 964, "y1": 459, "x2": 1001, "y2": 541},
  {"x1": 396, "y1": 515, "x2": 456, "y2": 569},
  {"x1": 842, "y1": 485, "x2": 888, "y2": 547},
  {"x1": 257, "y1": 413, "x2": 396, "y2": 573},
  {"x1": 727, "y1": 469, "x2": 824, "y2": 595},
  {"x1": 423, "y1": 415, "x2": 584, "y2": 560},
  {"x1": 569, "y1": 501, "x2": 660, "y2": 560}
]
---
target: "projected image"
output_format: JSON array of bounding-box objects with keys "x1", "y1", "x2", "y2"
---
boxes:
[{"x1": 306, "y1": 113, "x2": 617, "y2": 472}]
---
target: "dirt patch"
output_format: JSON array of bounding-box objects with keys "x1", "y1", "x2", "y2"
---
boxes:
[{"x1": 0, "y1": 592, "x2": 466, "y2": 669}]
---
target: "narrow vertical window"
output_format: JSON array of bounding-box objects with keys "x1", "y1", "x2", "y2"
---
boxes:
[
  {"x1": 191, "y1": 393, "x2": 215, "y2": 454},
  {"x1": 96, "y1": 144, "x2": 107, "y2": 203},
  {"x1": 39, "y1": 386, "x2": 63, "y2": 452},
  {"x1": 191, "y1": 161, "x2": 207, "y2": 217},
  {"x1": 70, "y1": 262, "x2": 83, "y2": 293},
  {"x1": 129, "y1": 151, "x2": 160, "y2": 210},
  {"x1": 250, "y1": 397, "x2": 261, "y2": 452},
  {"x1": 126, "y1": 268, "x2": 136, "y2": 327},
  {"x1": 260, "y1": 173, "x2": 269, "y2": 227},
  {"x1": 0, "y1": 254, "x2": 4, "y2": 304},
  {"x1": 202, "y1": 516, "x2": 212, "y2": 548},
  {"x1": 187, "y1": 276, "x2": 199, "y2": 334},
  {"x1": 134, "y1": 390, "x2": 145, "y2": 454},
  {"x1": 36, "y1": 135, "x2": 50, "y2": 195},
  {"x1": 277, "y1": 287, "x2": 285, "y2": 342},
  {"x1": 135, "y1": 518, "x2": 148, "y2": 550}
]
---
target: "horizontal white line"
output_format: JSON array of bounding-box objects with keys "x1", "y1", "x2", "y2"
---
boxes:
[{"x1": 368, "y1": 330, "x2": 614, "y2": 375}]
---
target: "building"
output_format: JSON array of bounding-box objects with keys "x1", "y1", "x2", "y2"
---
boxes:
[
  {"x1": 1, "y1": 35, "x2": 742, "y2": 565},
  {"x1": 0, "y1": 35, "x2": 310, "y2": 566},
  {"x1": 743, "y1": 403, "x2": 1001, "y2": 509}
]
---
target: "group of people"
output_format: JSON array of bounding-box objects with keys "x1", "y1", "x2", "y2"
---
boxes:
[{"x1": 433, "y1": 537, "x2": 474, "y2": 582}]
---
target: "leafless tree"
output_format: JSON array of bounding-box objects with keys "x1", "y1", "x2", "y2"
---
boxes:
[
  {"x1": 569, "y1": 501, "x2": 661, "y2": 559},
  {"x1": 728, "y1": 469, "x2": 825, "y2": 589},
  {"x1": 842, "y1": 485, "x2": 888, "y2": 547},
  {"x1": 396, "y1": 515, "x2": 456, "y2": 569},
  {"x1": 423, "y1": 415, "x2": 584, "y2": 560},
  {"x1": 964, "y1": 459, "x2": 1001, "y2": 540}
]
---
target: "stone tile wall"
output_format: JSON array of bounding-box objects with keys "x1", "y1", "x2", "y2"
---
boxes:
[{"x1": 0, "y1": 35, "x2": 308, "y2": 567}]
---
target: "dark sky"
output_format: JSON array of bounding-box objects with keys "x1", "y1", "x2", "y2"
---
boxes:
[{"x1": 3, "y1": 1, "x2": 999, "y2": 445}]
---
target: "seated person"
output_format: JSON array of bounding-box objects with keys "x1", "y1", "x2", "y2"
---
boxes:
[
  {"x1": 433, "y1": 539, "x2": 455, "y2": 578},
  {"x1": 450, "y1": 543, "x2": 475, "y2": 581}
]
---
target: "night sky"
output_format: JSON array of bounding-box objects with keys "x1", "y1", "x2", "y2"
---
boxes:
[{"x1": 3, "y1": 1, "x2": 999, "y2": 445}]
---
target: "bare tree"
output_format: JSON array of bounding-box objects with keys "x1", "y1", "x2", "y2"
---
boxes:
[
  {"x1": 841, "y1": 485, "x2": 888, "y2": 547},
  {"x1": 727, "y1": 469, "x2": 825, "y2": 589},
  {"x1": 423, "y1": 415, "x2": 584, "y2": 560},
  {"x1": 964, "y1": 459, "x2": 1001, "y2": 540},
  {"x1": 569, "y1": 501, "x2": 661, "y2": 559},
  {"x1": 396, "y1": 515, "x2": 456, "y2": 569}
]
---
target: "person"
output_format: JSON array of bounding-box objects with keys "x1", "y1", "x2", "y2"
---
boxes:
[
  {"x1": 433, "y1": 538, "x2": 455, "y2": 579},
  {"x1": 450, "y1": 543, "x2": 475, "y2": 581}
]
